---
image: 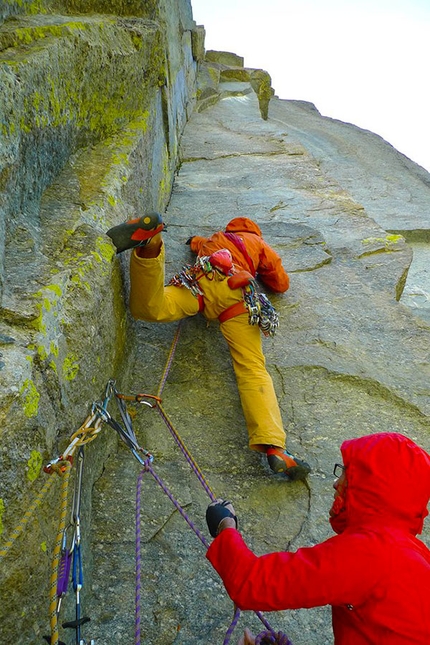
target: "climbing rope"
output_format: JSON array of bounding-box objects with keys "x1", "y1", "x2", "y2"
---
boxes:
[
  {"x1": 135, "y1": 470, "x2": 144, "y2": 645},
  {"x1": 0, "y1": 475, "x2": 56, "y2": 561},
  {"x1": 155, "y1": 402, "x2": 216, "y2": 501},
  {"x1": 223, "y1": 607, "x2": 241, "y2": 645},
  {"x1": 119, "y1": 321, "x2": 292, "y2": 645},
  {"x1": 48, "y1": 459, "x2": 72, "y2": 645},
  {"x1": 157, "y1": 318, "x2": 183, "y2": 398},
  {"x1": 1, "y1": 320, "x2": 291, "y2": 644}
]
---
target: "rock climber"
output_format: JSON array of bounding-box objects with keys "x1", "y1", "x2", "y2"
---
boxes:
[
  {"x1": 106, "y1": 211, "x2": 310, "y2": 480},
  {"x1": 205, "y1": 432, "x2": 430, "y2": 645}
]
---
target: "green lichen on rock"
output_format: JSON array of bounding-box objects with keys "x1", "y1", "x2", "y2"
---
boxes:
[
  {"x1": 20, "y1": 378, "x2": 40, "y2": 418},
  {"x1": 360, "y1": 234, "x2": 406, "y2": 258},
  {"x1": 27, "y1": 450, "x2": 43, "y2": 482},
  {"x1": 62, "y1": 352, "x2": 80, "y2": 381},
  {"x1": 2, "y1": 16, "x2": 166, "y2": 155},
  {"x1": 31, "y1": 283, "x2": 64, "y2": 361},
  {"x1": 94, "y1": 237, "x2": 115, "y2": 263}
]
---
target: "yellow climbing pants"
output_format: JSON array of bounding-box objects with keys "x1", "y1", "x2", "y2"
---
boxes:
[{"x1": 129, "y1": 245, "x2": 286, "y2": 451}]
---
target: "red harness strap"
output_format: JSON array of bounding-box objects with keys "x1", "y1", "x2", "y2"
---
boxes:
[
  {"x1": 197, "y1": 293, "x2": 205, "y2": 313},
  {"x1": 218, "y1": 301, "x2": 248, "y2": 323}
]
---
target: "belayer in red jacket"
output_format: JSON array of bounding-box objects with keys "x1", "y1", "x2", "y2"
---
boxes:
[
  {"x1": 106, "y1": 212, "x2": 310, "y2": 480},
  {"x1": 206, "y1": 432, "x2": 430, "y2": 644}
]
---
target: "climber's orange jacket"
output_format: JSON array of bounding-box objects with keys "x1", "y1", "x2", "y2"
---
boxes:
[{"x1": 189, "y1": 217, "x2": 289, "y2": 293}]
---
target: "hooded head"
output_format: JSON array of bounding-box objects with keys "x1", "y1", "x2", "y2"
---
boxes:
[
  {"x1": 329, "y1": 432, "x2": 430, "y2": 536},
  {"x1": 225, "y1": 217, "x2": 262, "y2": 237}
]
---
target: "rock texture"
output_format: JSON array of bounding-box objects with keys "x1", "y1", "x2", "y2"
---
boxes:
[
  {"x1": 89, "y1": 61, "x2": 430, "y2": 645},
  {"x1": 0, "y1": 1, "x2": 198, "y2": 642},
  {"x1": 0, "y1": 6, "x2": 429, "y2": 645}
]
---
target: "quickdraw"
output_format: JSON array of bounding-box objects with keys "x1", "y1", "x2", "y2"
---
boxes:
[
  {"x1": 93, "y1": 379, "x2": 154, "y2": 467},
  {"x1": 42, "y1": 383, "x2": 116, "y2": 645},
  {"x1": 168, "y1": 254, "x2": 230, "y2": 296},
  {"x1": 2, "y1": 332, "x2": 290, "y2": 644},
  {"x1": 62, "y1": 447, "x2": 94, "y2": 645},
  {"x1": 44, "y1": 448, "x2": 94, "y2": 645}
]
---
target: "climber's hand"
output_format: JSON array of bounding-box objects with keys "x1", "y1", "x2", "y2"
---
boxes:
[{"x1": 206, "y1": 499, "x2": 238, "y2": 537}]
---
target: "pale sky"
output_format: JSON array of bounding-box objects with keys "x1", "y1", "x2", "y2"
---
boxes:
[{"x1": 191, "y1": 0, "x2": 430, "y2": 173}]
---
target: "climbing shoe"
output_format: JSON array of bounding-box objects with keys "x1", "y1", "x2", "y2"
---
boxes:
[
  {"x1": 266, "y1": 447, "x2": 311, "y2": 481},
  {"x1": 106, "y1": 211, "x2": 165, "y2": 254}
]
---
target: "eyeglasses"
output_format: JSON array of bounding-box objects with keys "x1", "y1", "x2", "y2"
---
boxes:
[{"x1": 333, "y1": 463, "x2": 345, "y2": 478}]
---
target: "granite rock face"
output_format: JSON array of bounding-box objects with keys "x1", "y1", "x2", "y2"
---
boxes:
[
  {"x1": 0, "y1": 1, "x2": 198, "y2": 642},
  {"x1": 0, "y1": 8, "x2": 429, "y2": 645},
  {"x1": 88, "y1": 58, "x2": 430, "y2": 645}
]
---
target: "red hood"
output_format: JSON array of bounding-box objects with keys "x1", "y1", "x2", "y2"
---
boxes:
[
  {"x1": 225, "y1": 217, "x2": 262, "y2": 237},
  {"x1": 333, "y1": 433, "x2": 430, "y2": 535}
]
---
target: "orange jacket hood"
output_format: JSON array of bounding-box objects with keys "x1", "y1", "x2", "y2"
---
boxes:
[
  {"x1": 335, "y1": 433, "x2": 430, "y2": 535},
  {"x1": 225, "y1": 217, "x2": 262, "y2": 237}
]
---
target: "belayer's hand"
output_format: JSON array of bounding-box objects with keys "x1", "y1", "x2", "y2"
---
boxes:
[
  {"x1": 237, "y1": 628, "x2": 256, "y2": 645},
  {"x1": 206, "y1": 499, "x2": 238, "y2": 537}
]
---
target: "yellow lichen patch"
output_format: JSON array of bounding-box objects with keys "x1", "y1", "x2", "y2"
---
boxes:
[
  {"x1": 31, "y1": 284, "x2": 63, "y2": 360},
  {"x1": 70, "y1": 272, "x2": 91, "y2": 292},
  {"x1": 96, "y1": 237, "x2": 115, "y2": 263},
  {"x1": 27, "y1": 450, "x2": 43, "y2": 482},
  {"x1": 362, "y1": 234, "x2": 404, "y2": 247},
  {"x1": 385, "y1": 234, "x2": 404, "y2": 244},
  {"x1": 62, "y1": 353, "x2": 79, "y2": 381},
  {"x1": 37, "y1": 345, "x2": 48, "y2": 361},
  {"x1": 359, "y1": 234, "x2": 405, "y2": 257},
  {"x1": 49, "y1": 342, "x2": 59, "y2": 357},
  {"x1": 20, "y1": 379, "x2": 40, "y2": 418},
  {"x1": 32, "y1": 305, "x2": 47, "y2": 334}
]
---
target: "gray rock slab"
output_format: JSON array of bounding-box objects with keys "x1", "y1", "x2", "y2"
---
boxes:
[{"x1": 89, "y1": 88, "x2": 430, "y2": 644}]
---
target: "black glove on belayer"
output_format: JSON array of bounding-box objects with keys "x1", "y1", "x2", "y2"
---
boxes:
[{"x1": 206, "y1": 499, "x2": 238, "y2": 538}]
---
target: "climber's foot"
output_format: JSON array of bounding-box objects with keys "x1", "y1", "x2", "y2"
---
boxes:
[
  {"x1": 106, "y1": 211, "x2": 165, "y2": 254},
  {"x1": 266, "y1": 447, "x2": 311, "y2": 481}
]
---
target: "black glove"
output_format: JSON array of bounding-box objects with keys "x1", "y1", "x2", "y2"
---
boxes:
[
  {"x1": 206, "y1": 499, "x2": 238, "y2": 538},
  {"x1": 185, "y1": 236, "x2": 194, "y2": 245}
]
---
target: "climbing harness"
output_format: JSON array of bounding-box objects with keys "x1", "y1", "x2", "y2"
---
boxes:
[
  {"x1": 169, "y1": 254, "x2": 279, "y2": 336},
  {"x1": 1, "y1": 320, "x2": 291, "y2": 645}
]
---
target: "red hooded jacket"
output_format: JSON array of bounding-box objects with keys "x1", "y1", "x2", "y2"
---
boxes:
[
  {"x1": 189, "y1": 217, "x2": 289, "y2": 293},
  {"x1": 207, "y1": 433, "x2": 430, "y2": 644}
]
